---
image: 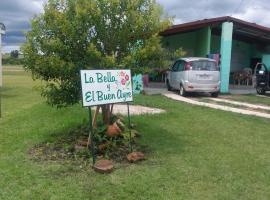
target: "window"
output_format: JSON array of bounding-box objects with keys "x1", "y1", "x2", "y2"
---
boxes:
[
  {"x1": 172, "y1": 61, "x2": 185, "y2": 72},
  {"x1": 177, "y1": 61, "x2": 185, "y2": 71},
  {"x1": 172, "y1": 61, "x2": 179, "y2": 71},
  {"x1": 190, "y1": 61, "x2": 218, "y2": 71}
]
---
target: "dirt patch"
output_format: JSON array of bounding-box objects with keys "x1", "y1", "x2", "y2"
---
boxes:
[
  {"x1": 29, "y1": 124, "x2": 149, "y2": 165},
  {"x1": 29, "y1": 125, "x2": 91, "y2": 162},
  {"x1": 28, "y1": 106, "x2": 163, "y2": 168}
]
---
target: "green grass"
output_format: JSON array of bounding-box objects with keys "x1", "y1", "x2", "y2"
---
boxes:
[{"x1": 1, "y1": 67, "x2": 270, "y2": 199}]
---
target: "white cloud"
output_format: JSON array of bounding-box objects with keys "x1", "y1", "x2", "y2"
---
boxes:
[
  {"x1": 3, "y1": 45, "x2": 20, "y2": 53},
  {"x1": 234, "y1": 2, "x2": 270, "y2": 27},
  {"x1": 0, "y1": 0, "x2": 45, "y2": 52},
  {"x1": 157, "y1": 0, "x2": 270, "y2": 27},
  {"x1": 1, "y1": 0, "x2": 270, "y2": 52}
]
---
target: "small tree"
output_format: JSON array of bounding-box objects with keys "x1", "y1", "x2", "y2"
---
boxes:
[
  {"x1": 10, "y1": 50, "x2": 19, "y2": 59},
  {"x1": 164, "y1": 47, "x2": 187, "y2": 69},
  {"x1": 22, "y1": 0, "x2": 171, "y2": 124}
]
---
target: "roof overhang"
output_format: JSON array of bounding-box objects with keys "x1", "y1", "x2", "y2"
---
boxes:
[{"x1": 161, "y1": 16, "x2": 270, "y2": 44}]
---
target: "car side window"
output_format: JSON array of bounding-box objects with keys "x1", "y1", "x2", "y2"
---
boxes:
[
  {"x1": 177, "y1": 61, "x2": 185, "y2": 71},
  {"x1": 172, "y1": 61, "x2": 179, "y2": 72}
]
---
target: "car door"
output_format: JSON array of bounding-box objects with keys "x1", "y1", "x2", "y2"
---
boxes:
[{"x1": 171, "y1": 61, "x2": 180, "y2": 88}]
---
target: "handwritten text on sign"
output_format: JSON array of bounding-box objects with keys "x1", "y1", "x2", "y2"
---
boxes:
[{"x1": 80, "y1": 70, "x2": 133, "y2": 107}]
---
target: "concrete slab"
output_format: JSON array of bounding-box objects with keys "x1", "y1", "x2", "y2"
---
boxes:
[
  {"x1": 256, "y1": 94, "x2": 270, "y2": 98},
  {"x1": 208, "y1": 98, "x2": 270, "y2": 111},
  {"x1": 144, "y1": 87, "x2": 168, "y2": 95},
  {"x1": 164, "y1": 93, "x2": 270, "y2": 119},
  {"x1": 112, "y1": 105, "x2": 165, "y2": 116},
  {"x1": 145, "y1": 82, "x2": 257, "y2": 95}
]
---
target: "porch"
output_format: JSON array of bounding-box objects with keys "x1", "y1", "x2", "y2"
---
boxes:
[{"x1": 161, "y1": 16, "x2": 270, "y2": 94}]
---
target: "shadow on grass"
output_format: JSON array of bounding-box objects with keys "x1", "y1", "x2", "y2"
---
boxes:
[
  {"x1": 46, "y1": 122, "x2": 89, "y2": 143},
  {"x1": 133, "y1": 115, "x2": 188, "y2": 156},
  {"x1": 2, "y1": 94, "x2": 18, "y2": 99},
  {"x1": 1, "y1": 86, "x2": 13, "y2": 92},
  {"x1": 0, "y1": 87, "x2": 19, "y2": 99},
  {"x1": 28, "y1": 125, "x2": 95, "y2": 179},
  {"x1": 262, "y1": 93, "x2": 270, "y2": 97}
]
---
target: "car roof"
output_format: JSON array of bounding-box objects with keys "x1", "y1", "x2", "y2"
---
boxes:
[{"x1": 176, "y1": 57, "x2": 216, "y2": 62}]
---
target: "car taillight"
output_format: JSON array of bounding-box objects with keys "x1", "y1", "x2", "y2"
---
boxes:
[{"x1": 184, "y1": 62, "x2": 192, "y2": 71}]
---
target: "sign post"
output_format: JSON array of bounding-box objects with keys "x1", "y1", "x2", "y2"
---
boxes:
[
  {"x1": 127, "y1": 102, "x2": 133, "y2": 152},
  {"x1": 80, "y1": 69, "x2": 133, "y2": 165},
  {"x1": 88, "y1": 107, "x2": 96, "y2": 164},
  {"x1": 0, "y1": 23, "x2": 6, "y2": 118}
]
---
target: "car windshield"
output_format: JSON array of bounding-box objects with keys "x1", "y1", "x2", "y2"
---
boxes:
[{"x1": 190, "y1": 61, "x2": 218, "y2": 71}]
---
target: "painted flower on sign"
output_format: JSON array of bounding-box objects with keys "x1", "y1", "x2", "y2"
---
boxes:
[
  {"x1": 116, "y1": 71, "x2": 131, "y2": 89},
  {"x1": 121, "y1": 79, "x2": 126, "y2": 85}
]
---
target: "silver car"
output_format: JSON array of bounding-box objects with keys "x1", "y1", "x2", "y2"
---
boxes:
[{"x1": 166, "y1": 57, "x2": 220, "y2": 97}]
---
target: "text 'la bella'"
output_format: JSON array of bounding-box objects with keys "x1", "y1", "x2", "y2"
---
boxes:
[{"x1": 84, "y1": 72, "x2": 116, "y2": 83}]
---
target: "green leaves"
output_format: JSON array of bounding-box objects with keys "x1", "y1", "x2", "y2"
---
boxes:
[{"x1": 22, "y1": 0, "x2": 171, "y2": 107}]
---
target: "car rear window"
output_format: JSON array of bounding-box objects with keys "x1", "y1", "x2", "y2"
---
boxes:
[{"x1": 190, "y1": 61, "x2": 219, "y2": 71}]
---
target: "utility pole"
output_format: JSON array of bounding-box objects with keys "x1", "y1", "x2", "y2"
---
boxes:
[{"x1": 0, "y1": 22, "x2": 6, "y2": 118}]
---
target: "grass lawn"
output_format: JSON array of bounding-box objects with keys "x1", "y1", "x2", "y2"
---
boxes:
[{"x1": 1, "y1": 67, "x2": 270, "y2": 200}]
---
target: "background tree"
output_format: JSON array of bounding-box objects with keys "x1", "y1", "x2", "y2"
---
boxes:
[
  {"x1": 22, "y1": 0, "x2": 171, "y2": 123},
  {"x1": 10, "y1": 50, "x2": 19, "y2": 59}
]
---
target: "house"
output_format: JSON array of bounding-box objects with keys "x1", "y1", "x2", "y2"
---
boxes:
[{"x1": 161, "y1": 16, "x2": 270, "y2": 93}]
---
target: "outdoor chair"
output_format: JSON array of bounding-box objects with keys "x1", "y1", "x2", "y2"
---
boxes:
[{"x1": 232, "y1": 68, "x2": 253, "y2": 86}]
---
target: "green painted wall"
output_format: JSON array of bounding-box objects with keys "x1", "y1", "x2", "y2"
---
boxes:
[
  {"x1": 162, "y1": 27, "x2": 211, "y2": 57},
  {"x1": 195, "y1": 27, "x2": 211, "y2": 57},
  {"x1": 162, "y1": 31, "x2": 197, "y2": 56},
  {"x1": 230, "y1": 40, "x2": 252, "y2": 72},
  {"x1": 251, "y1": 44, "x2": 263, "y2": 58},
  {"x1": 211, "y1": 35, "x2": 221, "y2": 53}
]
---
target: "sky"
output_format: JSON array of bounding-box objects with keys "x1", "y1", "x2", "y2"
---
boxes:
[{"x1": 0, "y1": 0, "x2": 270, "y2": 53}]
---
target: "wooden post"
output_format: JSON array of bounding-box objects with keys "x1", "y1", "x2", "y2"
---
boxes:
[{"x1": 92, "y1": 106, "x2": 100, "y2": 128}]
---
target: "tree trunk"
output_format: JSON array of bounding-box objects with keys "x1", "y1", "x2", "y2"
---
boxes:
[{"x1": 101, "y1": 104, "x2": 111, "y2": 125}]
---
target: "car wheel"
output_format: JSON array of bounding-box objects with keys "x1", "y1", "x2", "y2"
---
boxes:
[
  {"x1": 166, "y1": 80, "x2": 172, "y2": 91},
  {"x1": 211, "y1": 92, "x2": 219, "y2": 98},
  {"x1": 256, "y1": 87, "x2": 266, "y2": 95},
  {"x1": 179, "y1": 85, "x2": 187, "y2": 96}
]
